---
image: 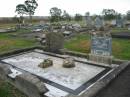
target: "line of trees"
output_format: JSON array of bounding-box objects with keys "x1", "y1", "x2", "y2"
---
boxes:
[
  {"x1": 49, "y1": 7, "x2": 130, "y2": 23},
  {"x1": 49, "y1": 7, "x2": 83, "y2": 22},
  {"x1": 15, "y1": 0, "x2": 38, "y2": 24},
  {"x1": 14, "y1": 0, "x2": 130, "y2": 24}
]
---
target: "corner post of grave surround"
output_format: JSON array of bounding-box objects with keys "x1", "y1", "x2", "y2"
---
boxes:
[
  {"x1": 0, "y1": 62, "x2": 48, "y2": 97},
  {"x1": 0, "y1": 62, "x2": 12, "y2": 80}
]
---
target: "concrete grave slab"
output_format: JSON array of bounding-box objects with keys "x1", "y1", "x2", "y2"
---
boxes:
[{"x1": 0, "y1": 49, "x2": 112, "y2": 97}]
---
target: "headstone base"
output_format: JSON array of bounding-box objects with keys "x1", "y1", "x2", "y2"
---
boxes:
[{"x1": 89, "y1": 54, "x2": 113, "y2": 65}]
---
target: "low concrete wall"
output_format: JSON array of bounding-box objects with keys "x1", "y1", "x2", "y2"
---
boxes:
[
  {"x1": 89, "y1": 54, "x2": 113, "y2": 65},
  {"x1": 0, "y1": 47, "x2": 127, "y2": 65},
  {"x1": 0, "y1": 47, "x2": 129, "y2": 97},
  {"x1": 0, "y1": 62, "x2": 11, "y2": 80},
  {"x1": 0, "y1": 62, "x2": 48, "y2": 97},
  {"x1": 66, "y1": 61, "x2": 130, "y2": 97},
  {"x1": 60, "y1": 49, "x2": 127, "y2": 65}
]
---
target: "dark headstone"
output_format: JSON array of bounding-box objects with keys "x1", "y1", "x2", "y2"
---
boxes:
[{"x1": 45, "y1": 32, "x2": 64, "y2": 53}]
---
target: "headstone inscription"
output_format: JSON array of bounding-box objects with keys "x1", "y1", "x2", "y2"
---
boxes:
[
  {"x1": 91, "y1": 36, "x2": 112, "y2": 56},
  {"x1": 89, "y1": 30, "x2": 113, "y2": 65}
]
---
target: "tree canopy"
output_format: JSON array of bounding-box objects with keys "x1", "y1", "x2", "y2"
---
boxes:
[
  {"x1": 15, "y1": 4, "x2": 28, "y2": 24},
  {"x1": 62, "y1": 10, "x2": 71, "y2": 21},
  {"x1": 74, "y1": 14, "x2": 82, "y2": 21},
  {"x1": 50, "y1": 7, "x2": 62, "y2": 22},
  {"x1": 126, "y1": 10, "x2": 130, "y2": 20},
  {"x1": 102, "y1": 9, "x2": 117, "y2": 20},
  {"x1": 15, "y1": 4, "x2": 28, "y2": 16},
  {"x1": 24, "y1": 0, "x2": 38, "y2": 17}
]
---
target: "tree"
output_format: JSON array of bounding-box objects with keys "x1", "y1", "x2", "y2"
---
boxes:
[
  {"x1": 85, "y1": 12, "x2": 90, "y2": 17},
  {"x1": 62, "y1": 10, "x2": 71, "y2": 21},
  {"x1": 116, "y1": 13, "x2": 122, "y2": 19},
  {"x1": 15, "y1": 4, "x2": 27, "y2": 24},
  {"x1": 25, "y1": 0, "x2": 38, "y2": 22},
  {"x1": 50, "y1": 7, "x2": 62, "y2": 22},
  {"x1": 102, "y1": 9, "x2": 116, "y2": 20},
  {"x1": 74, "y1": 14, "x2": 82, "y2": 21},
  {"x1": 12, "y1": 15, "x2": 20, "y2": 23},
  {"x1": 126, "y1": 10, "x2": 130, "y2": 20}
]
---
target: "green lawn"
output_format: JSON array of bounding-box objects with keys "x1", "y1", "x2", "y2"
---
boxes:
[
  {"x1": 0, "y1": 29, "x2": 38, "y2": 97},
  {"x1": 0, "y1": 31, "x2": 38, "y2": 54},
  {"x1": 64, "y1": 33, "x2": 130, "y2": 60},
  {"x1": 0, "y1": 79, "x2": 27, "y2": 97}
]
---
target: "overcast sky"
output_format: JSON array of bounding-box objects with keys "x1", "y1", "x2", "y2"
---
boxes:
[{"x1": 0, "y1": 0, "x2": 130, "y2": 17}]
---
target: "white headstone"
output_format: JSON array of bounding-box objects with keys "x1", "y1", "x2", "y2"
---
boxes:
[
  {"x1": 86, "y1": 16, "x2": 93, "y2": 27},
  {"x1": 94, "y1": 17, "x2": 103, "y2": 29}
]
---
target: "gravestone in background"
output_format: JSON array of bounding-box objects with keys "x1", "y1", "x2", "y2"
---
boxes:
[
  {"x1": 128, "y1": 25, "x2": 130, "y2": 30},
  {"x1": 94, "y1": 17, "x2": 104, "y2": 30},
  {"x1": 116, "y1": 18, "x2": 126, "y2": 28},
  {"x1": 116, "y1": 19, "x2": 122, "y2": 28},
  {"x1": 86, "y1": 16, "x2": 93, "y2": 28},
  {"x1": 45, "y1": 32, "x2": 64, "y2": 53},
  {"x1": 89, "y1": 31, "x2": 113, "y2": 65}
]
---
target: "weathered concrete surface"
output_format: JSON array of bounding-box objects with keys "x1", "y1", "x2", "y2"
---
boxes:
[
  {"x1": 3, "y1": 51, "x2": 105, "y2": 90},
  {"x1": 95, "y1": 62, "x2": 130, "y2": 97},
  {"x1": 0, "y1": 48, "x2": 129, "y2": 97},
  {"x1": 89, "y1": 54, "x2": 113, "y2": 65},
  {"x1": 15, "y1": 73, "x2": 48, "y2": 97},
  {"x1": 0, "y1": 63, "x2": 48, "y2": 97},
  {"x1": 0, "y1": 63, "x2": 11, "y2": 80},
  {"x1": 66, "y1": 61, "x2": 130, "y2": 97}
]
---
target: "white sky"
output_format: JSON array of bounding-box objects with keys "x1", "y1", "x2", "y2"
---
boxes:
[{"x1": 0, "y1": 0, "x2": 130, "y2": 17}]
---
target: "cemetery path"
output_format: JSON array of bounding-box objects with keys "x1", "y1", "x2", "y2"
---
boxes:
[{"x1": 95, "y1": 64, "x2": 130, "y2": 97}]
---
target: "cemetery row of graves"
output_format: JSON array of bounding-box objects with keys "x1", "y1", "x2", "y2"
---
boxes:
[
  {"x1": 0, "y1": 15, "x2": 130, "y2": 97},
  {"x1": 0, "y1": 22, "x2": 130, "y2": 60},
  {"x1": 0, "y1": 0, "x2": 130, "y2": 96}
]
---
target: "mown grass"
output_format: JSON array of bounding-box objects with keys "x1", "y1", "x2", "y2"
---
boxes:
[
  {"x1": 0, "y1": 79, "x2": 27, "y2": 97},
  {"x1": 64, "y1": 33, "x2": 130, "y2": 60},
  {"x1": 0, "y1": 29, "x2": 38, "y2": 97},
  {"x1": 64, "y1": 34, "x2": 91, "y2": 53},
  {"x1": 0, "y1": 31, "x2": 38, "y2": 54}
]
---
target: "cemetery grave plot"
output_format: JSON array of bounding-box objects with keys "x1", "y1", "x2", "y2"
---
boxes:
[{"x1": 1, "y1": 49, "x2": 111, "y2": 97}]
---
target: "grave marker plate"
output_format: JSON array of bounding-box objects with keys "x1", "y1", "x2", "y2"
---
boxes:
[{"x1": 91, "y1": 36, "x2": 112, "y2": 56}]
